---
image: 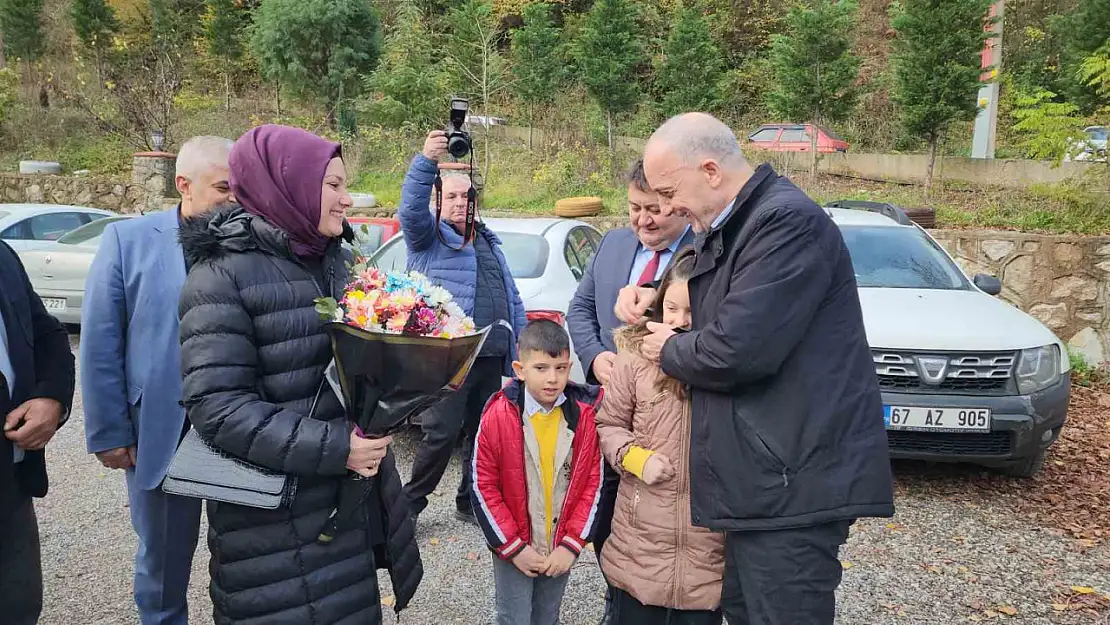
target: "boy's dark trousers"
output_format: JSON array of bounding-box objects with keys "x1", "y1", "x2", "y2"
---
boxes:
[
  {"x1": 0, "y1": 373, "x2": 43, "y2": 625},
  {"x1": 610, "y1": 588, "x2": 722, "y2": 625}
]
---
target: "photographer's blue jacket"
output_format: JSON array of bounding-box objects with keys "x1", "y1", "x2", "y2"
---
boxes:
[{"x1": 398, "y1": 153, "x2": 526, "y2": 375}]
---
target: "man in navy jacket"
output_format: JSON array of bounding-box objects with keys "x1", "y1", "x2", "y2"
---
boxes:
[
  {"x1": 0, "y1": 239, "x2": 75, "y2": 624},
  {"x1": 620, "y1": 113, "x2": 894, "y2": 625}
]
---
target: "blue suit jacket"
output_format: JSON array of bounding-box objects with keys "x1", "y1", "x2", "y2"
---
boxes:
[
  {"x1": 566, "y1": 226, "x2": 695, "y2": 382},
  {"x1": 81, "y1": 208, "x2": 188, "y2": 491}
]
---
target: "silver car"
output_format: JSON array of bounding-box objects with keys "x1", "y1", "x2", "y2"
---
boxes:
[
  {"x1": 19, "y1": 216, "x2": 132, "y2": 324},
  {"x1": 369, "y1": 217, "x2": 603, "y2": 383},
  {"x1": 0, "y1": 204, "x2": 117, "y2": 252}
]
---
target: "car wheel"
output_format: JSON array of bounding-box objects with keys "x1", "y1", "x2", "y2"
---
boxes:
[{"x1": 1002, "y1": 449, "x2": 1046, "y2": 478}]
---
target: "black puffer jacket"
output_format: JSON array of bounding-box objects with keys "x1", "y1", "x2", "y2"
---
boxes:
[{"x1": 178, "y1": 205, "x2": 422, "y2": 625}]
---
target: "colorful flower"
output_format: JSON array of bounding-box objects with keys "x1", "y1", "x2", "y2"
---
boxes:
[{"x1": 328, "y1": 269, "x2": 477, "y2": 338}]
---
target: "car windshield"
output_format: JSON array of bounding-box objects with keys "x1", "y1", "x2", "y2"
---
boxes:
[
  {"x1": 1087, "y1": 127, "x2": 1109, "y2": 141},
  {"x1": 56, "y1": 216, "x2": 122, "y2": 245},
  {"x1": 371, "y1": 231, "x2": 549, "y2": 279},
  {"x1": 839, "y1": 225, "x2": 969, "y2": 290}
]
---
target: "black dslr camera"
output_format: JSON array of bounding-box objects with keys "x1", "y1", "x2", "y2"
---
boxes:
[{"x1": 445, "y1": 97, "x2": 472, "y2": 159}]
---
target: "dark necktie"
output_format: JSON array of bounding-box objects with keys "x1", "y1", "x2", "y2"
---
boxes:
[{"x1": 636, "y1": 250, "x2": 663, "y2": 286}]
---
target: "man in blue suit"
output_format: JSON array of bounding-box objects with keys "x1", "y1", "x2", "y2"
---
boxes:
[
  {"x1": 566, "y1": 159, "x2": 692, "y2": 624},
  {"x1": 82, "y1": 135, "x2": 233, "y2": 625}
]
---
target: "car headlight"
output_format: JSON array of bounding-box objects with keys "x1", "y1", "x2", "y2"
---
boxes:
[{"x1": 1015, "y1": 345, "x2": 1061, "y2": 394}]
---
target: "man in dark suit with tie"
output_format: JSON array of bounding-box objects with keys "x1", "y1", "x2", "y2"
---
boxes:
[
  {"x1": 566, "y1": 159, "x2": 693, "y2": 624},
  {"x1": 0, "y1": 239, "x2": 76, "y2": 624}
]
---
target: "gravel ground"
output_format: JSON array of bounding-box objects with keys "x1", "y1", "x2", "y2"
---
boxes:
[{"x1": 35, "y1": 335, "x2": 1110, "y2": 624}]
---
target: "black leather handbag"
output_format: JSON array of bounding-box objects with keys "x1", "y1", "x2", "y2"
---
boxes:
[
  {"x1": 162, "y1": 428, "x2": 291, "y2": 509},
  {"x1": 162, "y1": 380, "x2": 326, "y2": 509}
]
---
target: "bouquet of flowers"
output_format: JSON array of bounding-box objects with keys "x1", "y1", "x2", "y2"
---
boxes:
[
  {"x1": 320, "y1": 266, "x2": 477, "y2": 339},
  {"x1": 313, "y1": 264, "x2": 495, "y2": 543}
]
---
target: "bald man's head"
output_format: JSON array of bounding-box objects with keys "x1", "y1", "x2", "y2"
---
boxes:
[
  {"x1": 642, "y1": 113, "x2": 753, "y2": 233},
  {"x1": 647, "y1": 112, "x2": 746, "y2": 168}
]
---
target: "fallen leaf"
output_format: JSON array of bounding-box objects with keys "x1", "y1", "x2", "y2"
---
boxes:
[
  {"x1": 465, "y1": 552, "x2": 478, "y2": 561},
  {"x1": 968, "y1": 615, "x2": 982, "y2": 622},
  {"x1": 1051, "y1": 603, "x2": 1068, "y2": 611},
  {"x1": 1071, "y1": 586, "x2": 1096, "y2": 594},
  {"x1": 984, "y1": 609, "x2": 998, "y2": 618},
  {"x1": 840, "y1": 560, "x2": 854, "y2": 569},
  {"x1": 998, "y1": 606, "x2": 1017, "y2": 616},
  {"x1": 381, "y1": 595, "x2": 395, "y2": 607},
  {"x1": 428, "y1": 538, "x2": 440, "y2": 546}
]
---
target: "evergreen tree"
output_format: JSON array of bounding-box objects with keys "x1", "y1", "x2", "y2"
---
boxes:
[
  {"x1": 574, "y1": 0, "x2": 646, "y2": 154},
  {"x1": 1049, "y1": 0, "x2": 1110, "y2": 110},
  {"x1": 766, "y1": 0, "x2": 859, "y2": 178},
  {"x1": 510, "y1": 2, "x2": 564, "y2": 148},
  {"x1": 655, "y1": 3, "x2": 722, "y2": 118},
  {"x1": 250, "y1": 0, "x2": 382, "y2": 125},
  {"x1": 365, "y1": 0, "x2": 447, "y2": 128},
  {"x1": 71, "y1": 0, "x2": 119, "y2": 82},
  {"x1": 892, "y1": 0, "x2": 993, "y2": 194},
  {"x1": 0, "y1": 0, "x2": 44, "y2": 63},
  {"x1": 204, "y1": 0, "x2": 247, "y2": 110}
]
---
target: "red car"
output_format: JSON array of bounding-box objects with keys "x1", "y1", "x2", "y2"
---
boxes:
[
  {"x1": 746, "y1": 123, "x2": 849, "y2": 153},
  {"x1": 347, "y1": 216, "x2": 400, "y2": 258}
]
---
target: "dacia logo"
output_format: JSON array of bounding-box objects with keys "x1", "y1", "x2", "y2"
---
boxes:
[{"x1": 914, "y1": 356, "x2": 949, "y2": 385}]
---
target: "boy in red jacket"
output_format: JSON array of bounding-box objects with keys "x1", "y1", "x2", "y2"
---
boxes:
[{"x1": 471, "y1": 319, "x2": 604, "y2": 625}]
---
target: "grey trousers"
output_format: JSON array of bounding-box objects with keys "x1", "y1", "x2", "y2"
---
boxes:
[
  {"x1": 0, "y1": 498, "x2": 43, "y2": 625},
  {"x1": 491, "y1": 554, "x2": 570, "y2": 625}
]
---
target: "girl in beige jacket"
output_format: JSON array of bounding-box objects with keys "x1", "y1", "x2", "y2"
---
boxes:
[{"x1": 596, "y1": 248, "x2": 725, "y2": 625}]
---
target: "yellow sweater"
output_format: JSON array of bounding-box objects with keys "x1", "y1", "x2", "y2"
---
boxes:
[{"x1": 530, "y1": 406, "x2": 562, "y2": 544}]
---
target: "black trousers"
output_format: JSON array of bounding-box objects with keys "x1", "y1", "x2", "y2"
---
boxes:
[
  {"x1": 720, "y1": 520, "x2": 853, "y2": 625},
  {"x1": 403, "y1": 356, "x2": 504, "y2": 517},
  {"x1": 611, "y1": 587, "x2": 722, "y2": 625},
  {"x1": 0, "y1": 497, "x2": 43, "y2": 625}
]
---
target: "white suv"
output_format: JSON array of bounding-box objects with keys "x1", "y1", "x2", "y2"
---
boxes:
[{"x1": 826, "y1": 201, "x2": 1070, "y2": 477}]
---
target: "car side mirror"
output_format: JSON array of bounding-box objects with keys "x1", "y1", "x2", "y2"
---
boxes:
[{"x1": 973, "y1": 274, "x2": 1002, "y2": 296}]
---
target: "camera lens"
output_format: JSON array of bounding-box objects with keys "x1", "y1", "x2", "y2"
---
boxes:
[{"x1": 448, "y1": 133, "x2": 471, "y2": 159}]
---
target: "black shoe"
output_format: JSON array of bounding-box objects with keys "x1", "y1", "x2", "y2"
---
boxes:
[{"x1": 454, "y1": 508, "x2": 478, "y2": 526}]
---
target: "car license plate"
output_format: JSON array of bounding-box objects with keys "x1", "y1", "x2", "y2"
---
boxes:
[
  {"x1": 884, "y1": 406, "x2": 990, "y2": 432},
  {"x1": 41, "y1": 298, "x2": 66, "y2": 312}
]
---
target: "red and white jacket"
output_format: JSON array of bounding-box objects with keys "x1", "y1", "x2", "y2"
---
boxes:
[{"x1": 471, "y1": 379, "x2": 604, "y2": 560}]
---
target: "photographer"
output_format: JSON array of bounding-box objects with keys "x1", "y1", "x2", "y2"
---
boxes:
[{"x1": 399, "y1": 128, "x2": 527, "y2": 526}]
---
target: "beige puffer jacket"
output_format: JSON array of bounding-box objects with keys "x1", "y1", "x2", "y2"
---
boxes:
[{"x1": 596, "y1": 334, "x2": 725, "y2": 611}]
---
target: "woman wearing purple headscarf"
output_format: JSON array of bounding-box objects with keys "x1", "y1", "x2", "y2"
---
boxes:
[{"x1": 177, "y1": 125, "x2": 422, "y2": 625}]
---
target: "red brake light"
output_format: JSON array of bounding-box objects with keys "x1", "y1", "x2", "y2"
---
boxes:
[{"x1": 526, "y1": 310, "x2": 565, "y2": 326}]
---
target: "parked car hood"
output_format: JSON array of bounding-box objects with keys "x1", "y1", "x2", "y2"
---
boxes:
[{"x1": 859, "y1": 288, "x2": 1063, "y2": 352}]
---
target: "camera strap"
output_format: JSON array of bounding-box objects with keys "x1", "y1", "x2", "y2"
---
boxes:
[{"x1": 433, "y1": 157, "x2": 478, "y2": 252}]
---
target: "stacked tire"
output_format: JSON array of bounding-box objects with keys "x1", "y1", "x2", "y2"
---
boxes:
[
  {"x1": 903, "y1": 206, "x2": 937, "y2": 229},
  {"x1": 555, "y1": 196, "x2": 604, "y2": 218}
]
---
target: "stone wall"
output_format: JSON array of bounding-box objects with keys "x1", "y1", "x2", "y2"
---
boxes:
[
  {"x1": 930, "y1": 229, "x2": 1110, "y2": 364},
  {"x1": 0, "y1": 173, "x2": 144, "y2": 212},
  {"x1": 0, "y1": 152, "x2": 178, "y2": 213}
]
